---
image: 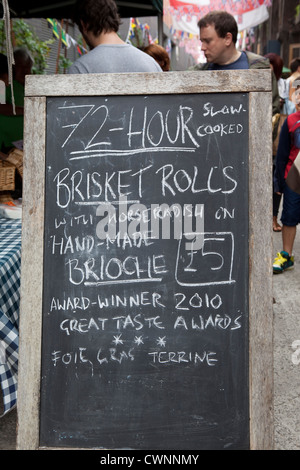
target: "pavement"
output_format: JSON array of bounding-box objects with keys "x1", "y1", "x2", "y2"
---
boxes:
[
  {"x1": 1, "y1": 225, "x2": 300, "y2": 451},
  {"x1": 0, "y1": 403, "x2": 16, "y2": 450},
  {"x1": 273, "y1": 225, "x2": 300, "y2": 450}
]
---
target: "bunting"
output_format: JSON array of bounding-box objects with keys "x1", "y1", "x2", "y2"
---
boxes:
[
  {"x1": 47, "y1": 18, "x2": 87, "y2": 55},
  {"x1": 47, "y1": 18, "x2": 68, "y2": 46},
  {"x1": 127, "y1": 18, "x2": 157, "y2": 48},
  {"x1": 47, "y1": 17, "x2": 157, "y2": 57},
  {"x1": 164, "y1": 0, "x2": 272, "y2": 36}
]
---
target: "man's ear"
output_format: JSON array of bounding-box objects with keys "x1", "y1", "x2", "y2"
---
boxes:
[
  {"x1": 80, "y1": 20, "x2": 87, "y2": 34},
  {"x1": 224, "y1": 32, "x2": 233, "y2": 46}
]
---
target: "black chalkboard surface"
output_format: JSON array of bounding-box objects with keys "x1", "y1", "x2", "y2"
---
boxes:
[{"x1": 39, "y1": 92, "x2": 249, "y2": 449}]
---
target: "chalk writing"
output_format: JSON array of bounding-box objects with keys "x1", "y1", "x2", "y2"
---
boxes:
[
  {"x1": 40, "y1": 92, "x2": 250, "y2": 449},
  {"x1": 50, "y1": 346, "x2": 219, "y2": 374},
  {"x1": 43, "y1": 93, "x2": 248, "y2": 370}
]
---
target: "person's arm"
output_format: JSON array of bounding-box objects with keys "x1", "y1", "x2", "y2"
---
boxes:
[{"x1": 274, "y1": 118, "x2": 290, "y2": 193}]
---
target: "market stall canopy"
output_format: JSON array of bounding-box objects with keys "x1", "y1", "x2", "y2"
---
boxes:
[{"x1": 1, "y1": 0, "x2": 163, "y2": 19}]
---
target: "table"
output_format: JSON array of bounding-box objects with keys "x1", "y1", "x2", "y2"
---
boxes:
[{"x1": 0, "y1": 217, "x2": 21, "y2": 416}]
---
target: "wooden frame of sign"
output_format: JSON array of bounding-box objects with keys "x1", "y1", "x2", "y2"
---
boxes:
[{"x1": 17, "y1": 70, "x2": 273, "y2": 450}]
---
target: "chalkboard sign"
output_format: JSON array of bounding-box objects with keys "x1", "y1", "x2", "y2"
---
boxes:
[
  {"x1": 37, "y1": 91, "x2": 249, "y2": 449},
  {"x1": 17, "y1": 71, "x2": 274, "y2": 450}
]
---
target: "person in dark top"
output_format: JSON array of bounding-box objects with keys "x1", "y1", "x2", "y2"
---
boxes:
[
  {"x1": 191, "y1": 11, "x2": 280, "y2": 113},
  {"x1": 195, "y1": 11, "x2": 265, "y2": 69},
  {"x1": 273, "y1": 81, "x2": 300, "y2": 273}
]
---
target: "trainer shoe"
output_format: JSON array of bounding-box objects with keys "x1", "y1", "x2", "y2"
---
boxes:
[{"x1": 273, "y1": 251, "x2": 294, "y2": 274}]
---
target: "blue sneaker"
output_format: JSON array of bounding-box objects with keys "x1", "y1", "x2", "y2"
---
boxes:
[{"x1": 273, "y1": 251, "x2": 294, "y2": 274}]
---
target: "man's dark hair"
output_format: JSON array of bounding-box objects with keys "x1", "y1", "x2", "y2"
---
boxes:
[
  {"x1": 73, "y1": 0, "x2": 121, "y2": 36},
  {"x1": 198, "y1": 10, "x2": 238, "y2": 44}
]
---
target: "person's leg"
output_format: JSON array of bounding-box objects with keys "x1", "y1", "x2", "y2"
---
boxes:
[
  {"x1": 273, "y1": 184, "x2": 299, "y2": 273},
  {"x1": 273, "y1": 192, "x2": 282, "y2": 231},
  {"x1": 273, "y1": 163, "x2": 282, "y2": 231},
  {"x1": 282, "y1": 224, "x2": 297, "y2": 256}
]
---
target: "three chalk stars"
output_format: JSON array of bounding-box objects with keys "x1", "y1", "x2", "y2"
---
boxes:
[{"x1": 112, "y1": 334, "x2": 167, "y2": 347}]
